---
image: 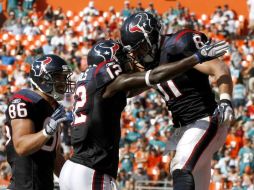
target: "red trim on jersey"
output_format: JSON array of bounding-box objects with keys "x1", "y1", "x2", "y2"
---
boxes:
[
  {"x1": 92, "y1": 171, "x2": 104, "y2": 190},
  {"x1": 101, "y1": 174, "x2": 104, "y2": 190},
  {"x1": 94, "y1": 61, "x2": 107, "y2": 76},
  {"x1": 94, "y1": 59, "x2": 113, "y2": 77},
  {"x1": 92, "y1": 171, "x2": 96, "y2": 190},
  {"x1": 175, "y1": 29, "x2": 201, "y2": 43},
  {"x1": 11, "y1": 94, "x2": 33, "y2": 103}
]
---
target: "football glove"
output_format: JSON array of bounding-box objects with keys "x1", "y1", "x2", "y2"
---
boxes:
[
  {"x1": 195, "y1": 40, "x2": 229, "y2": 63},
  {"x1": 44, "y1": 105, "x2": 67, "y2": 136},
  {"x1": 214, "y1": 99, "x2": 234, "y2": 126}
]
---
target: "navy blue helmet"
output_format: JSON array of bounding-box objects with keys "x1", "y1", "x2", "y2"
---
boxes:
[
  {"x1": 120, "y1": 12, "x2": 162, "y2": 70},
  {"x1": 87, "y1": 40, "x2": 133, "y2": 72},
  {"x1": 30, "y1": 54, "x2": 75, "y2": 100}
]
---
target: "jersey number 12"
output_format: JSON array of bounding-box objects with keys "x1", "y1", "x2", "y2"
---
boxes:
[{"x1": 72, "y1": 85, "x2": 87, "y2": 126}]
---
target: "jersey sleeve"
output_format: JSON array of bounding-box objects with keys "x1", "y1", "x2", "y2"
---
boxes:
[
  {"x1": 94, "y1": 60, "x2": 123, "y2": 88},
  {"x1": 165, "y1": 29, "x2": 209, "y2": 62},
  {"x1": 6, "y1": 98, "x2": 33, "y2": 121}
]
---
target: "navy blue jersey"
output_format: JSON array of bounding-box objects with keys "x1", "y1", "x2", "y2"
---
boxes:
[
  {"x1": 5, "y1": 89, "x2": 59, "y2": 190},
  {"x1": 71, "y1": 60, "x2": 126, "y2": 178},
  {"x1": 156, "y1": 29, "x2": 217, "y2": 127}
]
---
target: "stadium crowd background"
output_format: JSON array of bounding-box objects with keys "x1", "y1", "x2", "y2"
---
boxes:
[{"x1": 0, "y1": 0, "x2": 254, "y2": 189}]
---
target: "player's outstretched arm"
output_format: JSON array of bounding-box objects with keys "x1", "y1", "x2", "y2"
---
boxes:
[
  {"x1": 103, "y1": 56, "x2": 196, "y2": 98},
  {"x1": 103, "y1": 40, "x2": 229, "y2": 98}
]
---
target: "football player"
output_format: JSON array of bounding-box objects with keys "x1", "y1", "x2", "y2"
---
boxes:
[
  {"x1": 59, "y1": 38, "x2": 228, "y2": 190},
  {"x1": 120, "y1": 12, "x2": 234, "y2": 190},
  {"x1": 5, "y1": 54, "x2": 75, "y2": 190}
]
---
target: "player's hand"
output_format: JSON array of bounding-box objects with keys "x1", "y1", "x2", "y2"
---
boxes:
[
  {"x1": 195, "y1": 40, "x2": 229, "y2": 63},
  {"x1": 44, "y1": 105, "x2": 67, "y2": 136},
  {"x1": 214, "y1": 99, "x2": 234, "y2": 125}
]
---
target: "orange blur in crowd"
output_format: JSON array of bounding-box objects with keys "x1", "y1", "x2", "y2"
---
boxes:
[{"x1": 41, "y1": 0, "x2": 248, "y2": 17}]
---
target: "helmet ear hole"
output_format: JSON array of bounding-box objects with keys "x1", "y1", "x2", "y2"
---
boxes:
[
  {"x1": 39, "y1": 78, "x2": 53, "y2": 93},
  {"x1": 43, "y1": 73, "x2": 51, "y2": 81},
  {"x1": 30, "y1": 77, "x2": 53, "y2": 94}
]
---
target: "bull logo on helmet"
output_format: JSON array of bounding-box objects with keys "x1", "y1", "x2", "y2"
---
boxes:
[
  {"x1": 32, "y1": 57, "x2": 53, "y2": 76},
  {"x1": 94, "y1": 42, "x2": 120, "y2": 61},
  {"x1": 129, "y1": 12, "x2": 153, "y2": 34}
]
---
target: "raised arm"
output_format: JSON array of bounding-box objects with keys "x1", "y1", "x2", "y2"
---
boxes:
[
  {"x1": 103, "y1": 40, "x2": 229, "y2": 98},
  {"x1": 103, "y1": 54, "x2": 199, "y2": 98}
]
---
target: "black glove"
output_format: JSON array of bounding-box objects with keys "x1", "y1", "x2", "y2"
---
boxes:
[
  {"x1": 214, "y1": 99, "x2": 234, "y2": 125},
  {"x1": 195, "y1": 40, "x2": 229, "y2": 63},
  {"x1": 44, "y1": 105, "x2": 67, "y2": 136}
]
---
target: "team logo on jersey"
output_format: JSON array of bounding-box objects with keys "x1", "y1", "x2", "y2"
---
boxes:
[
  {"x1": 129, "y1": 13, "x2": 152, "y2": 34},
  {"x1": 32, "y1": 57, "x2": 53, "y2": 76},
  {"x1": 12, "y1": 98, "x2": 21, "y2": 104},
  {"x1": 94, "y1": 42, "x2": 120, "y2": 61}
]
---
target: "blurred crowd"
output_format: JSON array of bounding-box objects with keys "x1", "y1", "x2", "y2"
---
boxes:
[{"x1": 0, "y1": 0, "x2": 254, "y2": 189}]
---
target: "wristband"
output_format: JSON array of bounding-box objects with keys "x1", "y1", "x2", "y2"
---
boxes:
[
  {"x1": 145, "y1": 70, "x2": 153, "y2": 87},
  {"x1": 42, "y1": 128, "x2": 50, "y2": 138},
  {"x1": 220, "y1": 93, "x2": 231, "y2": 101}
]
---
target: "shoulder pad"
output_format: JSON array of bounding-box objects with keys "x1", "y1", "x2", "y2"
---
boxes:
[
  {"x1": 164, "y1": 29, "x2": 208, "y2": 62},
  {"x1": 94, "y1": 60, "x2": 123, "y2": 88},
  {"x1": 77, "y1": 67, "x2": 95, "y2": 83},
  {"x1": 11, "y1": 89, "x2": 42, "y2": 103},
  {"x1": 7, "y1": 96, "x2": 33, "y2": 120}
]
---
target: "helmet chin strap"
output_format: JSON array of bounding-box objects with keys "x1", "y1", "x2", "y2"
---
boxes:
[
  {"x1": 142, "y1": 43, "x2": 157, "y2": 64},
  {"x1": 53, "y1": 93, "x2": 64, "y2": 101},
  {"x1": 143, "y1": 30, "x2": 152, "y2": 48},
  {"x1": 51, "y1": 86, "x2": 64, "y2": 101},
  {"x1": 44, "y1": 90, "x2": 63, "y2": 102},
  {"x1": 143, "y1": 54, "x2": 154, "y2": 62},
  {"x1": 141, "y1": 28, "x2": 157, "y2": 63}
]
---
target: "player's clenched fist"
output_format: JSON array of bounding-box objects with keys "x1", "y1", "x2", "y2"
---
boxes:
[
  {"x1": 214, "y1": 99, "x2": 234, "y2": 125},
  {"x1": 43, "y1": 105, "x2": 67, "y2": 137}
]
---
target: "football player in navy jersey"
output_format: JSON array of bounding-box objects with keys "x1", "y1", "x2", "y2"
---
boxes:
[
  {"x1": 5, "y1": 54, "x2": 75, "y2": 190},
  {"x1": 59, "y1": 38, "x2": 228, "y2": 190},
  {"x1": 120, "y1": 12, "x2": 234, "y2": 190}
]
